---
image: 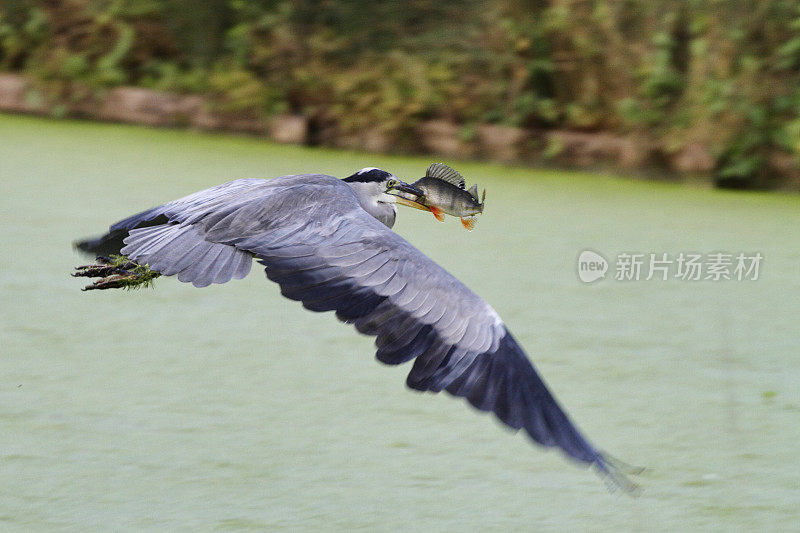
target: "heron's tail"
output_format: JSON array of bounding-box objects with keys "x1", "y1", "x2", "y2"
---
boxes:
[
  {"x1": 74, "y1": 230, "x2": 128, "y2": 257},
  {"x1": 74, "y1": 207, "x2": 170, "y2": 256}
]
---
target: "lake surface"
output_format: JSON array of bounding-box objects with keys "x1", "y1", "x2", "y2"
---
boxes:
[{"x1": 1, "y1": 114, "x2": 798, "y2": 531}]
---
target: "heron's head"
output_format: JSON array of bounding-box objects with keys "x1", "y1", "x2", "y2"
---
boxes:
[{"x1": 343, "y1": 168, "x2": 429, "y2": 226}]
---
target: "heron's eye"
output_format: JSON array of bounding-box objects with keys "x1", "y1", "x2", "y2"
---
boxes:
[{"x1": 386, "y1": 179, "x2": 397, "y2": 189}]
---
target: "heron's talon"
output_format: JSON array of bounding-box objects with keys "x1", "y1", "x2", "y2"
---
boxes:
[
  {"x1": 73, "y1": 264, "x2": 134, "y2": 278},
  {"x1": 81, "y1": 274, "x2": 130, "y2": 291}
]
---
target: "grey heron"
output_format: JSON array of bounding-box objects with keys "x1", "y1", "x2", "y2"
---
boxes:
[{"x1": 75, "y1": 166, "x2": 638, "y2": 491}]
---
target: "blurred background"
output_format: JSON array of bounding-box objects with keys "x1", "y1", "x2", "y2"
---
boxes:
[
  {"x1": 2, "y1": 0, "x2": 800, "y2": 189},
  {"x1": 1, "y1": 2, "x2": 799, "y2": 531}
]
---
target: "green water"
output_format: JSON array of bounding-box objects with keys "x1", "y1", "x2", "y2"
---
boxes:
[{"x1": 1, "y1": 114, "x2": 798, "y2": 531}]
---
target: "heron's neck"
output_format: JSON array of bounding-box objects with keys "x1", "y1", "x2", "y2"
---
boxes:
[{"x1": 345, "y1": 181, "x2": 397, "y2": 228}]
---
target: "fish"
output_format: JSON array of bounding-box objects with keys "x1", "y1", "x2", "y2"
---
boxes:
[{"x1": 411, "y1": 163, "x2": 486, "y2": 231}]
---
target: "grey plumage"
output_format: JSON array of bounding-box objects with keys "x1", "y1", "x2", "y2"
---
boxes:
[
  {"x1": 123, "y1": 224, "x2": 251, "y2": 287},
  {"x1": 75, "y1": 170, "x2": 635, "y2": 490}
]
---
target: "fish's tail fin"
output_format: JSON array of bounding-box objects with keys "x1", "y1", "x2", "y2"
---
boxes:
[{"x1": 460, "y1": 216, "x2": 478, "y2": 231}]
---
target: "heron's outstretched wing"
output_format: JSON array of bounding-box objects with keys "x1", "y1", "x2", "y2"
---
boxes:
[
  {"x1": 111, "y1": 175, "x2": 630, "y2": 487},
  {"x1": 75, "y1": 178, "x2": 267, "y2": 257}
]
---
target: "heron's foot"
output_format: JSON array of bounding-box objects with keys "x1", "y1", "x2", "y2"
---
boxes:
[
  {"x1": 73, "y1": 255, "x2": 160, "y2": 291},
  {"x1": 80, "y1": 272, "x2": 149, "y2": 291},
  {"x1": 73, "y1": 255, "x2": 141, "y2": 278}
]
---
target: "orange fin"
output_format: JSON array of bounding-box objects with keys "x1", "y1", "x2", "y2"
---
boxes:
[
  {"x1": 430, "y1": 206, "x2": 445, "y2": 222},
  {"x1": 460, "y1": 216, "x2": 477, "y2": 231}
]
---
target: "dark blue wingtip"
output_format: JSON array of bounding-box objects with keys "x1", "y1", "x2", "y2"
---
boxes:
[{"x1": 593, "y1": 451, "x2": 644, "y2": 496}]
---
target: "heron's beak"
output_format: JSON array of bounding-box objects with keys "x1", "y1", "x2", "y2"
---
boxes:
[{"x1": 388, "y1": 182, "x2": 430, "y2": 211}]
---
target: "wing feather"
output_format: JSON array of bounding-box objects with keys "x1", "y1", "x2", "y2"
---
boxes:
[
  {"x1": 122, "y1": 223, "x2": 252, "y2": 287},
  {"x1": 75, "y1": 178, "x2": 270, "y2": 256},
  {"x1": 159, "y1": 239, "x2": 206, "y2": 276}
]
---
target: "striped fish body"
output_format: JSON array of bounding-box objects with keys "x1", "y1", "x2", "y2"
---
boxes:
[{"x1": 412, "y1": 176, "x2": 483, "y2": 218}]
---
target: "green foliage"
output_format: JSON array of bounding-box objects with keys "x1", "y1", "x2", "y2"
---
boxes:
[
  {"x1": 96, "y1": 255, "x2": 159, "y2": 290},
  {"x1": 2, "y1": 0, "x2": 800, "y2": 187},
  {"x1": 207, "y1": 62, "x2": 280, "y2": 115},
  {"x1": 0, "y1": 4, "x2": 47, "y2": 69},
  {"x1": 138, "y1": 60, "x2": 207, "y2": 92}
]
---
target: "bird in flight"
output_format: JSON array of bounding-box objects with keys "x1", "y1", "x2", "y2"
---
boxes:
[{"x1": 75, "y1": 166, "x2": 639, "y2": 492}]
